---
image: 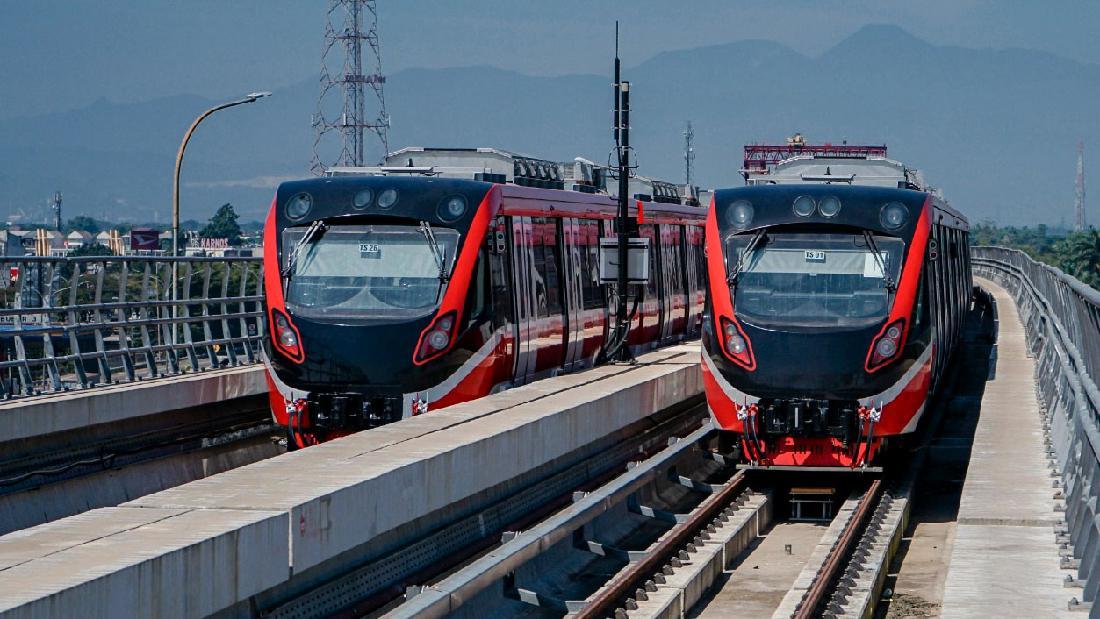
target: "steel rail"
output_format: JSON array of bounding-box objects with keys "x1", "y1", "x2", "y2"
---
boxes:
[
  {"x1": 793, "y1": 478, "x2": 883, "y2": 619},
  {"x1": 574, "y1": 468, "x2": 749, "y2": 619}
]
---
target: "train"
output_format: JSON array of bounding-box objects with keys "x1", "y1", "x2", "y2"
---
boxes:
[
  {"x1": 262, "y1": 147, "x2": 710, "y2": 447},
  {"x1": 702, "y1": 144, "x2": 971, "y2": 469}
]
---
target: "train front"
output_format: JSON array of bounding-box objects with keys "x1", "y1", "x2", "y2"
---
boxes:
[
  {"x1": 262, "y1": 175, "x2": 496, "y2": 447},
  {"x1": 702, "y1": 185, "x2": 931, "y2": 468}
]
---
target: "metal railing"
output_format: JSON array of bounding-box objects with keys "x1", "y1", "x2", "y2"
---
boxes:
[
  {"x1": 972, "y1": 246, "x2": 1100, "y2": 607},
  {"x1": 0, "y1": 256, "x2": 264, "y2": 399}
]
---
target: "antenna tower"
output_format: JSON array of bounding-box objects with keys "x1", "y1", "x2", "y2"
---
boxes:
[
  {"x1": 1075, "y1": 140, "x2": 1086, "y2": 231},
  {"x1": 51, "y1": 191, "x2": 62, "y2": 231},
  {"x1": 312, "y1": 0, "x2": 389, "y2": 174},
  {"x1": 683, "y1": 121, "x2": 695, "y2": 186}
]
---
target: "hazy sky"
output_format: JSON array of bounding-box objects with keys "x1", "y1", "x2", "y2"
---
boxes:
[{"x1": 3, "y1": 1, "x2": 1100, "y2": 119}]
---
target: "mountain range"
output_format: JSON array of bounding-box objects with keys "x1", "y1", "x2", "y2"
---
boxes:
[{"x1": 1, "y1": 24, "x2": 1098, "y2": 226}]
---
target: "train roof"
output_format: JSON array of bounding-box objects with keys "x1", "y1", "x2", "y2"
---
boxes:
[
  {"x1": 746, "y1": 155, "x2": 929, "y2": 191},
  {"x1": 325, "y1": 146, "x2": 708, "y2": 208}
]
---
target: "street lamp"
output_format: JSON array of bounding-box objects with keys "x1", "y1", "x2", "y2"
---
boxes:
[
  {"x1": 169, "y1": 91, "x2": 271, "y2": 346},
  {"x1": 172, "y1": 91, "x2": 271, "y2": 260}
]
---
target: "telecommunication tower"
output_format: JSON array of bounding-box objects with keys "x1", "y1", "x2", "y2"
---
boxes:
[
  {"x1": 1075, "y1": 140, "x2": 1086, "y2": 231},
  {"x1": 683, "y1": 121, "x2": 695, "y2": 186},
  {"x1": 50, "y1": 191, "x2": 62, "y2": 231},
  {"x1": 312, "y1": 0, "x2": 390, "y2": 174}
]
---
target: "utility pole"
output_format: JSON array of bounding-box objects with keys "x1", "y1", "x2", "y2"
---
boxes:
[
  {"x1": 683, "y1": 121, "x2": 695, "y2": 187},
  {"x1": 607, "y1": 21, "x2": 636, "y2": 363},
  {"x1": 313, "y1": 0, "x2": 390, "y2": 173},
  {"x1": 51, "y1": 192, "x2": 62, "y2": 231},
  {"x1": 1075, "y1": 140, "x2": 1086, "y2": 231}
]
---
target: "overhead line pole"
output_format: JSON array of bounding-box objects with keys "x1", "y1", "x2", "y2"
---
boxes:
[{"x1": 613, "y1": 22, "x2": 633, "y2": 362}]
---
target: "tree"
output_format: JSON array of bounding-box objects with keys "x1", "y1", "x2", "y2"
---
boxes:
[
  {"x1": 1054, "y1": 230, "x2": 1100, "y2": 288},
  {"x1": 68, "y1": 243, "x2": 113, "y2": 257},
  {"x1": 66, "y1": 216, "x2": 101, "y2": 234},
  {"x1": 199, "y1": 203, "x2": 243, "y2": 246}
]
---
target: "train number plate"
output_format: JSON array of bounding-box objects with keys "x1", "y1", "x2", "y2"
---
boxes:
[
  {"x1": 804, "y1": 250, "x2": 826, "y2": 263},
  {"x1": 359, "y1": 243, "x2": 381, "y2": 259}
]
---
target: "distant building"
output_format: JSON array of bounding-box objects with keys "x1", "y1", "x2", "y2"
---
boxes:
[{"x1": 65, "y1": 231, "x2": 93, "y2": 249}]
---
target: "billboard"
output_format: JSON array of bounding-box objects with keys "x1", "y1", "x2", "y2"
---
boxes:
[{"x1": 130, "y1": 228, "x2": 161, "y2": 251}]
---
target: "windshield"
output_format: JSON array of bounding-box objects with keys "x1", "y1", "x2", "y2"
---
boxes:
[
  {"x1": 726, "y1": 231, "x2": 905, "y2": 327},
  {"x1": 282, "y1": 224, "x2": 460, "y2": 319}
]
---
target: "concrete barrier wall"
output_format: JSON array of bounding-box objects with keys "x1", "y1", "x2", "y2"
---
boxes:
[
  {"x1": 0, "y1": 365, "x2": 266, "y2": 444},
  {"x1": 0, "y1": 345, "x2": 703, "y2": 618}
]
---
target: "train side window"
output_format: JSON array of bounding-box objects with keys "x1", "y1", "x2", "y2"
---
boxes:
[
  {"x1": 639, "y1": 224, "x2": 659, "y2": 298},
  {"x1": 466, "y1": 250, "x2": 488, "y2": 323},
  {"x1": 911, "y1": 264, "x2": 928, "y2": 331},
  {"x1": 580, "y1": 220, "x2": 603, "y2": 310},
  {"x1": 532, "y1": 217, "x2": 563, "y2": 317},
  {"x1": 693, "y1": 228, "x2": 706, "y2": 291}
]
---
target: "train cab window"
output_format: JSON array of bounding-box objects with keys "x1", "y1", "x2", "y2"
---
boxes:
[
  {"x1": 282, "y1": 224, "x2": 458, "y2": 320},
  {"x1": 725, "y1": 231, "x2": 905, "y2": 327}
]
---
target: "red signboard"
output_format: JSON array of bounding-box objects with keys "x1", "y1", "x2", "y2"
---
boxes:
[{"x1": 130, "y1": 228, "x2": 161, "y2": 251}]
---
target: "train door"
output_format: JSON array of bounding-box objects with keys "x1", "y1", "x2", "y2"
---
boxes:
[
  {"x1": 509, "y1": 216, "x2": 537, "y2": 385},
  {"x1": 579, "y1": 219, "x2": 606, "y2": 364},
  {"x1": 658, "y1": 225, "x2": 673, "y2": 342},
  {"x1": 667, "y1": 225, "x2": 688, "y2": 340},
  {"x1": 561, "y1": 217, "x2": 586, "y2": 371},
  {"x1": 637, "y1": 224, "x2": 663, "y2": 347}
]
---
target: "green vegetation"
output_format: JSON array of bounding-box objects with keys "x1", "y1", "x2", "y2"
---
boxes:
[
  {"x1": 199, "y1": 203, "x2": 243, "y2": 246},
  {"x1": 971, "y1": 223, "x2": 1100, "y2": 288},
  {"x1": 64, "y1": 216, "x2": 102, "y2": 234}
]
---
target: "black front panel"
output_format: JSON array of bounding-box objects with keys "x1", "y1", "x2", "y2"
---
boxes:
[
  {"x1": 713, "y1": 184, "x2": 928, "y2": 240},
  {"x1": 275, "y1": 176, "x2": 492, "y2": 236}
]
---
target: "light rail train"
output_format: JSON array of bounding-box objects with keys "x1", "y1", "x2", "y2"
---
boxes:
[{"x1": 702, "y1": 144, "x2": 971, "y2": 468}]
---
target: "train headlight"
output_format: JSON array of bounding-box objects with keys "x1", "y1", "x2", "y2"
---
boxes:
[
  {"x1": 377, "y1": 188, "x2": 399, "y2": 209},
  {"x1": 793, "y1": 195, "x2": 816, "y2": 217},
  {"x1": 727, "y1": 200, "x2": 754, "y2": 230},
  {"x1": 415, "y1": 311, "x2": 458, "y2": 365},
  {"x1": 271, "y1": 309, "x2": 304, "y2": 363},
  {"x1": 718, "y1": 316, "x2": 755, "y2": 370},
  {"x1": 427, "y1": 330, "x2": 450, "y2": 350},
  {"x1": 437, "y1": 195, "x2": 468, "y2": 222},
  {"x1": 880, "y1": 202, "x2": 908, "y2": 230},
  {"x1": 726, "y1": 333, "x2": 747, "y2": 355},
  {"x1": 875, "y1": 338, "x2": 897, "y2": 358},
  {"x1": 285, "y1": 193, "x2": 313, "y2": 220},
  {"x1": 352, "y1": 188, "x2": 373, "y2": 209},
  {"x1": 819, "y1": 196, "x2": 842, "y2": 218},
  {"x1": 866, "y1": 318, "x2": 906, "y2": 371}
]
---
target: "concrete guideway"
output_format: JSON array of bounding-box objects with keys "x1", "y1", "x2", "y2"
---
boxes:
[
  {"x1": 940, "y1": 278, "x2": 1074, "y2": 617},
  {"x1": 0, "y1": 365, "x2": 266, "y2": 444},
  {"x1": 0, "y1": 344, "x2": 702, "y2": 618}
]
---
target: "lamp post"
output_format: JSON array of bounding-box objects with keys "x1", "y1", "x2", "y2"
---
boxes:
[{"x1": 170, "y1": 91, "x2": 271, "y2": 346}]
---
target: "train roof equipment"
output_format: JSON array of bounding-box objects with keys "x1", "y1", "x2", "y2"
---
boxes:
[
  {"x1": 741, "y1": 138, "x2": 930, "y2": 192},
  {"x1": 325, "y1": 146, "x2": 707, "y2": 206}
]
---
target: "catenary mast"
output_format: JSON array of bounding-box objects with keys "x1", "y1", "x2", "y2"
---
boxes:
[{"x1": 312, "y1": 0, "x2": 390, "y2": 173}]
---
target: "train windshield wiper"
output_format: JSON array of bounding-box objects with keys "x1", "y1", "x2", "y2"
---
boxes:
[
  {"x1": 863, "y1": 231, "x2": 897, "y2": 293},
  {"x1": 418, "y1": 221, "x2": 450, "y2": 300},
  {"x1": 727, "y1": 229, "x2": 768, "y2": 293},
  {"x1": 281, "y1": 220, "x2": 327, "y2": 291}
]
